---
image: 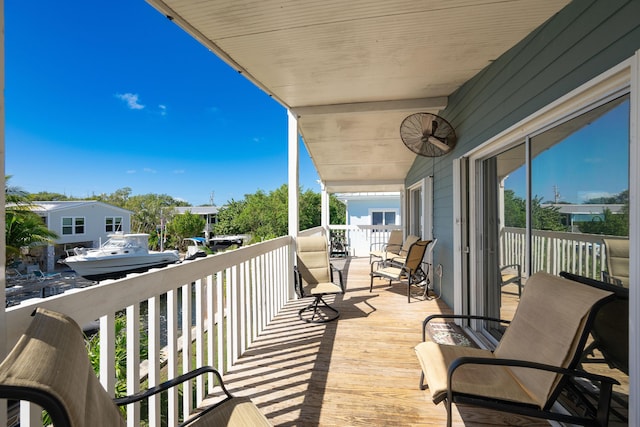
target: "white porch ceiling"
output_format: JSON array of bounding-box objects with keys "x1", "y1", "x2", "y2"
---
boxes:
[{"x1": 146, "y1": 0, "x2": 569, "y2": 193}]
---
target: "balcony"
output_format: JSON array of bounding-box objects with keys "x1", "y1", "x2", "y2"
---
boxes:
[{"x1": 3, "y1": 230, "x2": 628, "y2": 426}]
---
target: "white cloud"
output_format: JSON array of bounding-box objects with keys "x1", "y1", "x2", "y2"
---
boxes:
[
  {"x1": 578, "y1": 191, "x2": 612, "y2": 202},
  {"x1": 158, "y1": 104, "x2": 167, "y2": 116},
  {"x1": 143, "y1": 168, "x2": 157, "y2": 174},
  {"x1": 126, "y1": 169, "x2": 136, "y2": 174},
  {"x1": 115, "y1": 93, "x2": 145, "y2": 110},
  {"x1": 173, "y1": 169, "x2": 185, "y2": 174}
]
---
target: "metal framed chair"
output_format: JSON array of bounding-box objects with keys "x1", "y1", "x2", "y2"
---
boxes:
[
  {"x1": 370, "y1": 239, "x2": 430, "y2": 302},
  {"x1": 415, "y1": 272, "x2": 618, "y2": 427},
  {"x1": 294, "y1": 235, "x2": 345, "y2": 323},
  {"x1": 0, "y1": 308, "x2": 272, "y2": 427},
  {"x1": 602, "y1": 238, "x2": 629, "y2": 287},
  {"x1": 500, "y1": 263, "x2": 522, "y2": 297}
]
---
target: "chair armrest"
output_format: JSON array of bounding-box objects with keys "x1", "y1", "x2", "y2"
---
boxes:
[
  {"x1": 447, "y1": 356, "x2": 620, "y2": 404},
  {"x1": 601, "y1": 271, "x2": 623, "y2": 287},
  {"x1": 113, "y1": 366, "x2": 230, "y2": 406},
  {"x1": 330, "y1": 263, "x2": 345, "y2": 292},
  {"x1": 448, "y1": 356, "x2": 620, "y2": 386},
  {"x1": 422, "y1": 314, "x2": 511, "y2": 342}
]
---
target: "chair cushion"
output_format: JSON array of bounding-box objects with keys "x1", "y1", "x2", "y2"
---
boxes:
[
  {"x1": 604, "y1": 239, "x2": 629, "y2": 287},
  {"x1": 415, "y1": 341, "x2": 537, "y2": 406},
  {"x1": 297, "y1": 236, "x2": 331, "y2": 284},
  {"x1": 183, "y1": 396, "x2": 272, "y2": 426},
  {"x1": 306, "y1": 281, "x2": 343, "y2": 295}
]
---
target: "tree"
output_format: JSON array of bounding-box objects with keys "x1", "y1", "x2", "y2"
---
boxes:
[
  {"x1": 166, "y1": 211, "x2": 206, "y2": 250},
  {"x1": 5, "y1": 177, "x2": 58, "y2": 261},
  {"x1": 213, "y1": 199, "x2": 247, "y2": 236},
  {"x1": 578, "y1": 207, "x2": 629, "y2": 236},
  {"x1": 213, "y1": 185, "x2": 347, "y2": 243},
  {"x1": 503, "y1": 190, "x2": 565, "y2": 231}
]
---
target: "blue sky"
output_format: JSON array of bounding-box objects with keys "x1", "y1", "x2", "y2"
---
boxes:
[
  {"x1": 5, "y1": 1, "x2": 320, "y2": 206},
  {"x1": 505, "y1": 98, "x2": 629, "y2": 204}
]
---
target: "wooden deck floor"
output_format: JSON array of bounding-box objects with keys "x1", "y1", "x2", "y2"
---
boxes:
[{"x1": 215, "y1": 257, "x2": 624, "y2": 426}]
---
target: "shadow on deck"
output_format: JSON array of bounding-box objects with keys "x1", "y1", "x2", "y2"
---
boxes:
[{"x1": 215, "y1": 257, "x2": 560, "y2": 426}]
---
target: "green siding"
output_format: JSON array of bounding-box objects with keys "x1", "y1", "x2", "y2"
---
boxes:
[{"x1": 406, "y1": 0, "x2": 640, "y2": 306}]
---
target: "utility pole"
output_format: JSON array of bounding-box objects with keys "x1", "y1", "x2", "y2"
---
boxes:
[{"x1": 553, "y1": 185, "x2": 561, "y2": 204}]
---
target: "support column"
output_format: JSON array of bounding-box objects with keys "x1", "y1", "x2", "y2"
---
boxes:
[
  {"x1": 287, "y1": 110, "x2": 299, "y2": 237},
  {"x1": 287, "y1": 110, "x2": 299, "y2": 300},
  {"x1": 320, "y1": 182, "x2": 329, "y2": 231}
]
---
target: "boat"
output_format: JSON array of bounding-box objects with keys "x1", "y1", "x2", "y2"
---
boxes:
[
  {"x1": 184, "y1": 237, "x2": 208, "y2": 260},
  {"x1": 64, "y1": 233, "x2": 180, "y2": 281}
]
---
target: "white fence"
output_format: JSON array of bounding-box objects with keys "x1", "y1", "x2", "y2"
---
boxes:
[
  {"x1": 4, "y1": 236, "x2": 294, "y2": 426},
  {"x1": 328, "y1": 225, "x2": 402, "y2": 257},
  {"x1": 501, "y1": 227, "x2": 627, "y2": 279}
]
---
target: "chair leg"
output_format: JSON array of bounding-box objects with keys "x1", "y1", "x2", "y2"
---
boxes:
[
  {"x1": 446, "y1": 399, "x2": 453, "y2": 427},
  {"x1": 298, "y1": 296, "x2": 339, "y2": 323},
  {"x1": 419, "y1": 372, "x2": 429, "y2": 390}
]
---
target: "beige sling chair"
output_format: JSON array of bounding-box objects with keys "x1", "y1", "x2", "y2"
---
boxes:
[
  {"x1": 415, "y1": 272, "x2": 618, "y2": 427},
  {"x1": 294, "y1": 235, "x2": 345, "y2": 323},
  {"x1": 0, "y1": 308, "x2": 271, "y2": 427},
  {"x1": 370, "y1": 239, "x2": 430, "y2": 302}
]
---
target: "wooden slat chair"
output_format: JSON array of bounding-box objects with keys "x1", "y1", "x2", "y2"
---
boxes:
[
  {"x1": 415, "y1": 272, "x2": 618, "y2": 427},
  {"x1": 0, "y1": 308, "x2": 272, "y2": 427},
  {"x1": 294, "y1": 235, "x2": 345, "y2": 323},
  {"x1": 370, "y1": 239, "x2": 429, "y2": 302}
]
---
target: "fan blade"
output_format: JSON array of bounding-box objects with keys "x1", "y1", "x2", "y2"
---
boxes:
[
  {"x1": 421, "y1": 114, "x2": 434, "y2": 134},
  {"x1": 427, "y1": 136, "x2": 451, "y2": 153}
]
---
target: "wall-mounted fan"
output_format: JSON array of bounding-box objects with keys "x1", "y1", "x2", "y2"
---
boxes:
[{"x1": 400, "y1": 113, "x2": 457, "y2": 157}]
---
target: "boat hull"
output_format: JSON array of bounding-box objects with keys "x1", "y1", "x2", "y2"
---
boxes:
[{"x1": 65, "y1": 252, "x2": 180, "y2": 281}]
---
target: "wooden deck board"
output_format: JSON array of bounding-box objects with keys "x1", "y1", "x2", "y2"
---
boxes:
[{"x1": 212, "y1": 257, "x2": 624, "y2": 426}]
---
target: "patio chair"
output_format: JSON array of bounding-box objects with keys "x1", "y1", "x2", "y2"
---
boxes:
[
  {"x1": 601, "y1": 238, "x2": 629, "y2": 287},
  {"x1": 294, "y1": 235, "x2": 345, "y2": 323},
  {"x1": 31, "y1": 268, "x2": 62, "y2": 282},
  {"x1": 415, "y1": 272, "x2": 618, "y2": 427},
  {"x1": 380, "y1": 234, "x2": 421, "y2": 267},
  {"x1": 560, "y1": 271, "x2": 629, "y2": 375},
  {"x1": 370, "y1": 239, "x2": 429, "y2": 302},
  {"x1": 500, "y1": 263, "x2": 522, "y2": 297},
  {"x1": 369, "y1": 229, "x2": 403, "y2": 264},
  {"x1": 0, "y1": 308, "x2": 272, "y2": 427}
]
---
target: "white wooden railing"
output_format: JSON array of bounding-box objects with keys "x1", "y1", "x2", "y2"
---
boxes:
[
  {"x1": 328, "y1": 224, "x2": 402, "y2": 257},
  {"x1": 4, "y1": 236, "x2": 294, "y2": 427},
  {"x1": 501, "y1": 227, "x2": 627, "y2": 279}
]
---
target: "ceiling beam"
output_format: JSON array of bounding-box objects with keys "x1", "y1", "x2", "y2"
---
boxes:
[{"x1": 291, "y1": 97, "x2": 448, "y2": 117}]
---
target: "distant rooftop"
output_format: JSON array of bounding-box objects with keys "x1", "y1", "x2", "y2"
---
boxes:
[
  {"x1": 541, "y1": 203, "x2": 625, "y2": 214},
  {"x1": 174, "y1": 206, "x2": 219, "y2": 215}
]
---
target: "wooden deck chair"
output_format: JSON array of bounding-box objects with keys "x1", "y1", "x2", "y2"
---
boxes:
[
  {"x1": 370, "y1": 239, "x2": 429, "y2": 302},
  {"x1": 602, "y1": 238, "x2": 629, "y2": 287},
  {"x1": 415, "y1": 272, "x2": 618, "y2": 427},
  {"x1": 369, "y1": 229, "x2": 403, "y2": 264},
  {"x1": 0, "y1": 308, "x2": 272, "y2": 427},
  {"x1": 294, "y1": 235, "x2": 345, "y2": 323}
]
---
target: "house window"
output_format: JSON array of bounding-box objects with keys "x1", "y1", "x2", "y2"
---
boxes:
[
  {"x1": 62, "y1": 217, "x2": 85, "y2": 235},
  {"x1": 106, "y1": 216, "x2": 123, "y2": 233},
  {"x1": 371, "y1": 210, "x2": 396, "y2": 226}
]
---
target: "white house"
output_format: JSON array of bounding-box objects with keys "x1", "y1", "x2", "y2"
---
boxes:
[
  {"x1": 336, "y1": 192, "x2": 401, "y2": 256},
  {"x1": 29, "y1": 201, "x2": 132, "y2": 272}
]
